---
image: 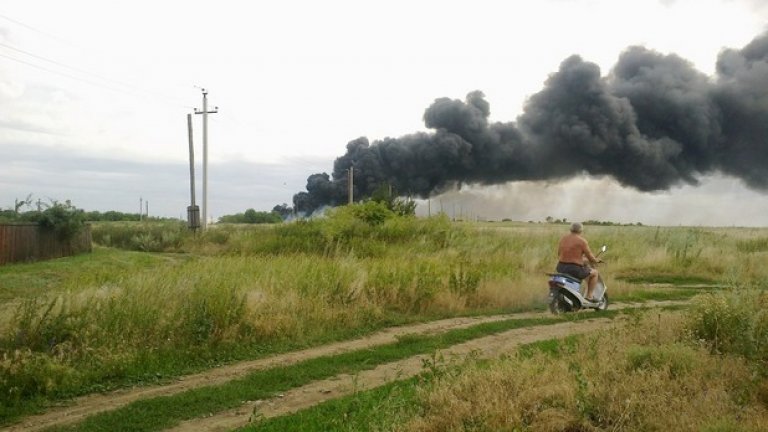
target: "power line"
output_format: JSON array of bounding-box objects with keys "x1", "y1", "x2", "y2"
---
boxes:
[
  {"x1": 0, "y1": 12, "x2": 76, "y2": 47},
  {"x1": 0, "y1": 41, "x2": 138, "y2": 92},
  {"x1": 0, "y1": 52, "x2": 133, "y2": 95},
  {"x1": 0, "y1": 13, "x2": 194, "y2": 109},
  {"x1": 0, "y1": 48, "x2": 194, "y2": 110}
]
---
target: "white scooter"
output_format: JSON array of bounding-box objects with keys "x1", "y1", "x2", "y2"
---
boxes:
[{"x1": 547, "y1": 245, "x2": 608, "y2": 314}]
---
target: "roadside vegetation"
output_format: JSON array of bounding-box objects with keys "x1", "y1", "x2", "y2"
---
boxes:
[
  {"x1": 1, "y1": 202, "x2": 767, "y2": 427},
  {"x1": 246, "y1": 296, "x2": 768, "y2": 431}
]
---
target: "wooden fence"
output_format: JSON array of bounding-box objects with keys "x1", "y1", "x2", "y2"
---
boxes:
[{"x1": 0, "y1": 223, "x2": 92, "y2": 265}]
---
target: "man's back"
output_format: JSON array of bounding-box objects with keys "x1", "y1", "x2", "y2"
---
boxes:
[{"x1": 558, "y1": 233, "x2": 588, "y2": 265}]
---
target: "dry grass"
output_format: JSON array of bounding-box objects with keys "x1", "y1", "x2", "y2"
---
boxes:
[
  {"x1": 5, "y1": 219, "x2": 768, "y2": 419},
  {"x1": 402, "y1": 311, "x2": 768, "y2": 432}
]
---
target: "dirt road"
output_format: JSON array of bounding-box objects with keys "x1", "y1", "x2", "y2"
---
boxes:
[{"x1": 6, "y1": 300, "x2": 685, "y2": 432}]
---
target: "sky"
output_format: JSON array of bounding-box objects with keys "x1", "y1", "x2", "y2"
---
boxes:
[{"x1": 1, "y1": 0, "x2": 767, "y2": 226}]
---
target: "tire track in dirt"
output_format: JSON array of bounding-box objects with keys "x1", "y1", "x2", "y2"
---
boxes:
[
  {"x1": 4, "y1": 312, "x2": 539, "y2": 432},
  {"x1": 5, "y1": 300, "x2": 685, "y2": 432},
  {"x1": 169, "y1": 318, "x2": 615, "y2": 432}
]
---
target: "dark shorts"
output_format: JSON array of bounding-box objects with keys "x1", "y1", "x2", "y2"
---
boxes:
[{"x1": 556, "y1": 262, "x2": 591, "y2": 280}]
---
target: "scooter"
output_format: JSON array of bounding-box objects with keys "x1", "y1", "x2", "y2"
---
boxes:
[{"x1": 547, "y1": 245, "x2": 608, "y2": 314}]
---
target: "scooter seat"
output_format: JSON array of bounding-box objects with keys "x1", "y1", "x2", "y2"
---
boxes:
[{"x1": 550, "y1": 273, "x2": 582, "y2": 284}]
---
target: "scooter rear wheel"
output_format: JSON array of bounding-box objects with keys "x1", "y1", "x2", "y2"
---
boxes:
[{"x1": 549, "y1": 292, "x2": 567, "y2": 315}]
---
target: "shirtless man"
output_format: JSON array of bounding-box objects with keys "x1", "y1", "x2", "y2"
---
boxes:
[{"x1": 556, "y1": 222, "x2": 601, "y2": 301}]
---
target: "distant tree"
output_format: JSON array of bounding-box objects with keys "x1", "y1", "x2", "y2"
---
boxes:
[
  {"x1": 244, "y1": 208, "x2": 258, "y2": 223},
  {"x1": 21, "y1": 200, "x2": 85, "y2": 240},
  {"x1": 82, "y1": 210, "x2": 141, "y2": 221},
  {"x1": 14, "y1": 194, "x2": 33, "y2": 214},
  {"x1": 369, "y1": 183, "x2": 416, "y2": 216},
  {"x1": 218, "y1": 209, "x2": 282, "y2": 224}
]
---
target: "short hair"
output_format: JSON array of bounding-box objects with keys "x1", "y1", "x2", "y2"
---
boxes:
[{"x1": 570, "y1": 222, "x2": 583, "y2": 233}]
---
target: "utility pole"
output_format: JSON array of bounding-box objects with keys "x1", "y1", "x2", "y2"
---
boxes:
[
  {"x1": 139, "y1": 197, "x2": 143, "y2": 221},
  {"x1": 194, "y1": 88, "x2": 218, "y2": 229},
  {"x1": 186, "y1": 113, "x2": 200, "y2": 230},
  {"x1": 347, "y1": 166, "x2": 354, "y2": 205}
]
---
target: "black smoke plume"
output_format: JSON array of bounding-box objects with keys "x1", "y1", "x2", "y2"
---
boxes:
[{"x1": 291, "y1": 32, "x2": 768, "y2": 214}]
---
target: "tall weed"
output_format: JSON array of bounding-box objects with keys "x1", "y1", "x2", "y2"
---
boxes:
[
  {"x1": 4, "y1": 219, "x2": 768, "y2": 419},
  {"x1": 401, "y1": 311, "x2": 768, "y2": 431},
  {"x1": 686, "y1": 289, "x2": 768, "y2": 363}
]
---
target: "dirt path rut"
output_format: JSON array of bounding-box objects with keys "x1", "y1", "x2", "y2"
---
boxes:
[
  {"x1": 169, "y1": 318, "x2": 613, "y2": 432},
  {"x1": 6, "y1": 300, "x2": 685, "y2": 432}
]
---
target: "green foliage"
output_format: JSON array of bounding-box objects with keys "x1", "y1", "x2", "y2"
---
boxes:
[
  {"x1": 21, "y1": 200, "x2": 85, "y2": 240},
  {"x1": 342, "y1": 200, "x2": 395, "y2": 225},
  {"x1": 31, "y1": 315, "x2": 576, "y2": 431},
  {"x1": 583, "y1": 219, "x2": 643, "y2": 226},
  {"x1": 91, "y1": 221, "x2": 187, "y2": 252},
  {"x1": 617, "y1": 274, "x2": 718, "y2": 285},
  {"x1": 369, "y1": 183, "x2": 417, "y2": 216},
  {"x1": 231, "y1": 207, "x2": 453, "y2": 257},
  {"x1": 666, "y1": 229, "x2": 704, "y2": 267},
  {"x1": 686, "y1": 289, "x2": 768, "y2": 362},
  {"x1": 218, "y1": 209, "x2": 282, "y2": 224},
  {"x1": 735, "y1": 237, "x2": 768, "y2": 253},
  {"x1": 83, "y1": 210, "x2": 142, "y2": 221},
  {"x1": 448, "y1": 261, "x2": 481, "y2": 297},
  {"x1": 625, "y1": 343, "x2": 699, "y2": 378},
  {"x1": 0, "y1": 209, "x2": 18, "y2": 223},
  {"x1": 0, "y1": 349, "x2": 77, "y2": 406},
  {"x1": 5, "y1": 221, "x2": 768, "y2": 425}
]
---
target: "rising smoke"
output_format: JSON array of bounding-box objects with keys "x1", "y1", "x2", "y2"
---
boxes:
[{"x1": 291, "y1": 32, "x2": 768, "y2": 214}]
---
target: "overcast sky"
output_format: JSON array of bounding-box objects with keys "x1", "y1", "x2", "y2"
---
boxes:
[{"x1": 1, "y1": 0, "x2": 767, "y2": 226}]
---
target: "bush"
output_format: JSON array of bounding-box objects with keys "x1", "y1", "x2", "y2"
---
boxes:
[
  {"x1": 91, "y1": 221, "x2": 187, "y2": 252},
  {"x1": 218, "y1": 209, "x2": 283, "y2": 224},
  {"x1": 20, "y1": 201, "x2": 85, "y2": 241},
  {"x1": 686, "y1": 289, "x2": 768, "y2": 363}
]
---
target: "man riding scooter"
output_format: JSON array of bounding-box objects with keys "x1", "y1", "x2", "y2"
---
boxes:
[{"x1": 556, "y1": 222, "x2": 602, "y2": 302}]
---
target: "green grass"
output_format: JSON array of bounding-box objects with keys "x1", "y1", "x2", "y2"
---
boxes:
[
  {"x1": 5, "y1": 218, "x2": 767, "y2": 429},
  {"x1": 47, "y1": 312, "x2": 618, "y2": 432},
  {"x1": 242, "y1": 336, "x2": 587, "y2": 432},
  {"x1": 0, "y1": 247, "x2": 184, "y2": 301},
  {"x1": 241, "y1": 375, "x2": 423, "y2": 432},
  {"x1": 611, "y1": 288, "x2": 706, "y2": 302},
  {"x1": 616, "y1": 274, "x2": 719, "y2": 285}
]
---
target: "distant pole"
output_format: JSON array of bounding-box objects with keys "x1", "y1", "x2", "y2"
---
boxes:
[
  {"x1": 146, "y1": 201, "x2": 149, "y2": 219},
  {"x1": 202, "y1": 91, "x2": 208, "y2": 228},
  {"x1": 186, "y1": 113, "x2": 200, "y2": 230},
  {"x1": 347, "y1": 166, "x2": 354, "y2": 205},
  {"x1": 187, "y1": 113, "x2": 196, "y2": 207},
  {"x1": 139, "y1": 197, "x2": 143, "y2": 221},
  {"x1": 194, "y1": 88, "x2": 218, "y2": 229},
  {"x1": 428, "y1": 199, "x2": 431, "y2": 217}
]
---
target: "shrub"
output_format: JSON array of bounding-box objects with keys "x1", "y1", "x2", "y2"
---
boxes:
[
  {"x1": 91, "y1": 221, "x2": 187, "y2": 252},
  {"x1": 686, "y1": 289, "x2": 768, "y2": 362},
  {"x1": 20, "y1": 201, "x2": 85, "y2": 241}
]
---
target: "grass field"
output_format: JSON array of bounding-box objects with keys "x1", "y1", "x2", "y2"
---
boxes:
[{"x1": 1, "y1": 208, "x2": 767, "y2": 429}]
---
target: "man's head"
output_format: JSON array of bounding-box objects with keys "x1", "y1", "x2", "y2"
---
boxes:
[{"x1": 570, "y1": 222, "x2": 583, "y2": 234}]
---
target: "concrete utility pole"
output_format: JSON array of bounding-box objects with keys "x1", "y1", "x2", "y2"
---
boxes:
[
  {"x1": 186, "y1": 113, "x2": 200, "y2": 230},
  {"x1": 194, "y1": 88, "x2": 218, "y2": 229},
  {"x1": 347, "y1": 166, "x2": 354, "y2": 205},
  {"x1": 139, "y1": 197, "x2": 143, "y2": 221}
]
